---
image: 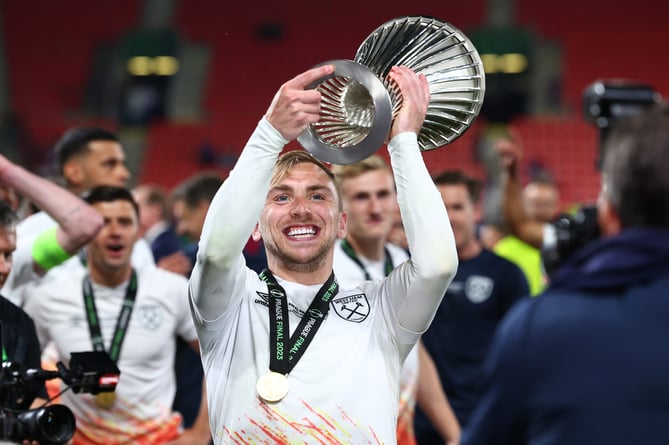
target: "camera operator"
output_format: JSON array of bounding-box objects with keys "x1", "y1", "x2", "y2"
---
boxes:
[
  {"x1": 461, "y1": 103, "x2": 669, "y2": 445},
  {"x1": 24, "y1": 186, "x2": 210, "y2": 445},
  {"x1": 0, "y1": 200, "x2": 48, "y2": 445}
]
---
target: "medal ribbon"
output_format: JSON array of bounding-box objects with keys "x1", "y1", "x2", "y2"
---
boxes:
[
  {"x1": 340, "y1": 239, "x2": 394, "y2": 280},
  {"x1": 259, "y1": 269, "x2": 339, "y2": 375},
  {"x1": 82, "y1": 270, "x2": 138, "y2": 363}
]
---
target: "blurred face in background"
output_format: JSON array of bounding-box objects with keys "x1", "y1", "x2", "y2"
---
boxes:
[
  {"x1": 172, "y1": 199, "x2": 209, "y2": 242},
  {"x1": 87, "y1": 199, "x2": 138, "y2": 276},
  {"x1": 340, "y1": 169, "x2": 396, "y2": 244},
  {"x1": 523, "y1": 182, "x2": 559, "y2": 223},
  {"x1": 132, "y1": 186, "x2": 162, "y2": 239},
  {"x1": 64, "y1": 141, "x2": 130, "y2": 193},
  {"x1": 0, "y1": 185, "x2": 19, "y2": 211},
  {"x1": 437, "y1": 183, "x2": 480, "y2": 260}
]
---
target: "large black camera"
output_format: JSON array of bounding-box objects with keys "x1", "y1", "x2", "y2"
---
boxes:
[
  {"x1": 539, "y1": 81, "x2": 662, "y2": 274},
  {"x1": 541, "y1": 205, "x2": 600, "y2": 275},
  {"x1": 583, "y1": 80, "x2": 661, "y2": 169},
  {"x1": 0, "y1": 351, "x2": 120, "y2": 445}
]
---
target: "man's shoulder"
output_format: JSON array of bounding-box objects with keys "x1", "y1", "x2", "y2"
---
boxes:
[
  {"x1": 35, "y1": 263, "x2": 86, "y2": 288},
  {"x1": 132, "y1": 238, "x2": 156, "y2": 268},
  {"x1": 504, "y1": 291, "x2": 601, "y2": 339},
  {"x1": 17, "y1": 211, "x2": 54, "y2": 238}
]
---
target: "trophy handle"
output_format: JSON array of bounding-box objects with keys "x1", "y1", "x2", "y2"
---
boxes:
[
  {"x1": 297, "y1": 16, "x2": 485, "y2": 165},
  {"x1": 297, "y1": 59, "x2": 392, "y2": 165}
]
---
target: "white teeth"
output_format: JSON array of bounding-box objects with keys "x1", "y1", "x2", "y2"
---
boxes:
[{"x1": 287, "y1": 227, "x2": 316, "y2": 237}]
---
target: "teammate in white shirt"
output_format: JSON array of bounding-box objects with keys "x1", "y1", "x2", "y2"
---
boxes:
[
  {"x1": 2, "y1": 127, "x2": 154, "y2": 306},
  {"x1": 189, "y1": 64, "x2": 458, "y2": 444},
  {"x1": 332, "y1": 155, "x2": 461, "y2": 445},
  {"x1": 25, "y1": 186, "x2": 211, "y2": 445}
]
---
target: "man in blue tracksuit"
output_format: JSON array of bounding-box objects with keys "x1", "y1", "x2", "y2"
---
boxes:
[{"x1": 462, "y1": 103, "x2": 669, "y2": 445}]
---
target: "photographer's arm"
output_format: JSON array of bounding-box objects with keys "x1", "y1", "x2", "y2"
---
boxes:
[
  {"x1": 0, "y1": 154, "x2": 103, "y2": 274},
  {"x1": 497, "y1": 138, "x2": 544, "y2": 249}
]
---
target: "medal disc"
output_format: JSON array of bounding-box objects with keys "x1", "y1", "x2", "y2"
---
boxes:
[
  {"x1": 256, "y1": 372, "x2": 289, "y2": 403},
  {"x1": 95, "y1": 392, "x2": 116, "y2": 408}
]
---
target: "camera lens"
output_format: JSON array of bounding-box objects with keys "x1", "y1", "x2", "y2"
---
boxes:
[
  {"x1": 41, "y1": 407, "x2": 64, "y2": 436},
  {"x1": 16, "y1": 404, "x2": 76, "y2": 444},
  {"x1": 37, "y1": 405, "x2": 75, "y2": 442}
]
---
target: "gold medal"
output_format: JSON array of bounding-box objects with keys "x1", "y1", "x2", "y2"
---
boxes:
[
  {"x1": 256, "y1": 372, "x2": 289, "y2": 403},
  {"x1": 94, "y1": 392, "x2": 116, "y2": 408}
]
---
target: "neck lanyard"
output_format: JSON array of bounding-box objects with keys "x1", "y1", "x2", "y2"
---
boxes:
[
  {"x1": 340, "y1": 239, "x2": 394, "y2": 280},
  {"x1": 259, "y1": 269, "x2": 339, "y2": 375},
  {"x1": 82, "y1": 270, "x2": 138, "y2": 364}
]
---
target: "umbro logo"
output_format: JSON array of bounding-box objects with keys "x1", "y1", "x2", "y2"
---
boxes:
[{"x1": 255, "y1": 292, "x2": 306, "y2": 318}]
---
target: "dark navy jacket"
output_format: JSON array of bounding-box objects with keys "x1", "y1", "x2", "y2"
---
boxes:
[
  {"x1": 416, "y1": 249, "x2": 529, "y2": 443},
  {"x1": 462, "y1": 228, "x2": 669, "y2": 445}
]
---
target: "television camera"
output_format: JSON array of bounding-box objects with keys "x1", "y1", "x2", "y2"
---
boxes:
[
  {"x1": 540, "y1": 80, "x2": 661, "y2": 274},
  {"x1": 0, "y1": 351, "x2": 120, "y2": 445}
]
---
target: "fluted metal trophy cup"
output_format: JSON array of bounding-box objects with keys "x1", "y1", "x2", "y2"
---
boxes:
[{"x1": 297, "y1": 16, "x2": 486, "y2": 165}]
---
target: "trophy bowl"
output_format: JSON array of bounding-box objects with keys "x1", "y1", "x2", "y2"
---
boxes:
[{"x1": 298, "y1": 16, "x2": 486, "y2": 164}]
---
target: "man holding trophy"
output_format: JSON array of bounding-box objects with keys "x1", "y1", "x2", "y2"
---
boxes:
[{"x1": 189, "y1": 61, "x2": 458, "y2": 444}]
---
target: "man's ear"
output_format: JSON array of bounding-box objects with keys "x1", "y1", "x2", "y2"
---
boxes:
[
  {"x1": 337, "y1": 211, "x2": 348, "y2": 239},
  {"x1": 251, "y1": 223, "x2": 262, "y2": 241},
  {"x1": 597, "y1": 197, "x2": 621, "y2": 236},
  {"x1": 63, "y1": 160, "x2": 84, "y2": 187}
]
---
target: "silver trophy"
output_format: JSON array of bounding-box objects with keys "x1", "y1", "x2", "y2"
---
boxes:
[{"x1": 297, "y1": 16, "x2": 486, "y2": 164}]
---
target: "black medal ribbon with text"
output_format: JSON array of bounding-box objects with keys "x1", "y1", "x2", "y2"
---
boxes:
[
  {"x1": 259, "y1": 269, "x2": 339, "y2": 375},
  {"x1": 82, "y1": 270, "x2": 138, "y2": 363}
]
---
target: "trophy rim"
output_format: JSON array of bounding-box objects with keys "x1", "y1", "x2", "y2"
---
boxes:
[
  {"x1": 354, "y1": 16, "x2": 486, "y2": 152},
  {"x1": 297, "y1": 59, "x2": 393, "y2": 165}
]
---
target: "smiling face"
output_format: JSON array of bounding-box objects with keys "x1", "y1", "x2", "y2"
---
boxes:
[
  {"x1": 253, "y1": 162, "x2": 346, "y2": 279},
  {"x1": 87, "y1": 199, "x2": 138, "y2": 282}
]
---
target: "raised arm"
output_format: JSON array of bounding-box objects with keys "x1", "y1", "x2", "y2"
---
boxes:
[
  {"x1": 385, "y1": 66, "x2": 458, "y2": 332},
  {"x1": 189, "y1": 64, "x2": 334, "y2": 319},
  {"x1": 496, "y1": 137, "x2": 544, "y2": 249},
  {"x1": 0, "y1": 154, "x2": 103, "y2": 273}
]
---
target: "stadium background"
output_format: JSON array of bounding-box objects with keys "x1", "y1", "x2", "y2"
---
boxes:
[{"x1": 1, "y1": 0, "x2": 667, "y2": 211}]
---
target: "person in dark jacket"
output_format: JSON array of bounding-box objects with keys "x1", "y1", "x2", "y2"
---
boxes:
[
  {"x1": 415, "y1": 170, "x2": 529, "y2": 444},
  {"x1": 462, "y1": 103, "x2": 669, "y2": 445},
  {"x1": 0, "y1": 200, "x2": 47, "y2": 410}
]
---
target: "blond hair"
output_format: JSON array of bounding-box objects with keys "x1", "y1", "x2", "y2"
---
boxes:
[
  {"x1": 271, "y1": 150, "x2": 342, "y2": 210},
  {"x1": 330, "y1": 155, "x2": 390, "y2": 181}
]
